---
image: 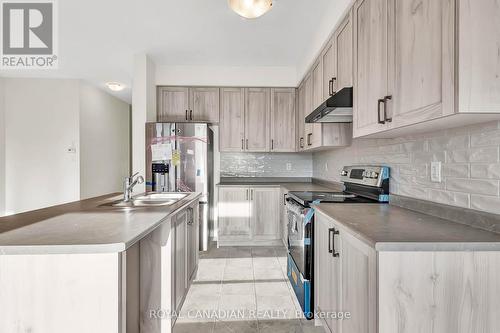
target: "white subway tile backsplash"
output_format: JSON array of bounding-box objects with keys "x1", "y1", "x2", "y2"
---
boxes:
[
  {"x1": 412, "y1": 151, "x2": 446, "y2": 164},
  {"x1": 470, "y1": 164, "x2": 500, "y2": 179},
  {"x1": 313, "y1": 121, "x2": 500, "y2": 214},
  {"x1": 471, "y1": 129, "x2": 500, "y2": 147},
  {"x1": 220, "y1": 153, "x2": 313, "y2": 178},
  {"x1": 442, "y1": 164, "x2": 470, "y2": 178},
  {"x1": 470, "y1": 195, "x2": 500, "y2": 215},
  {"x1": 446, "y1": 178, "x2": 499, "y2": 196},
  {"x1": 428, "y1": 189, "x2": 470, "y2": 207},
  {"x1": 446, "y1": 147, "x2": 499, "y2": 163},
  {"x1": 428, "y1": 135, "x2": 469, "y2": 151}
]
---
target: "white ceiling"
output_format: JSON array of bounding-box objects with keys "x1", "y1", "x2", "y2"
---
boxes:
[{"x1": 0, "y1": 0, "x2": 351, "y2": 103}]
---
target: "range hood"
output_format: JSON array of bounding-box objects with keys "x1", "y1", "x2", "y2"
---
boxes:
[{"x1": 305, "y1": 87, "x2": 353, "y2": 123}]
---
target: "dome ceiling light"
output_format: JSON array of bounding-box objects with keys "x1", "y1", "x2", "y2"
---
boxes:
[{"x1": 228, "y1": 0, "x2": 273, "y2": 19}]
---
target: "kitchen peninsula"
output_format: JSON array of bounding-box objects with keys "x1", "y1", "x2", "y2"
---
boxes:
[{"x1": 0, "y1": 192, "x2": 201, "y2": 333}]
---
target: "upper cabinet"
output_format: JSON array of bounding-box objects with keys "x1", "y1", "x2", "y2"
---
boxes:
[
  {"x1": 157, "y1": 87, "x2": 190, "y2": 122},
  {"x1": 352, "y1": 0, "x2": 500, "y2": 138},
  {"x1": 297, "y1": 82, "x2": 306, "y2": 150},
  {"x1": 157, "y1": 86, "x2": 219, "y2": 123},
  {"x1": 458, "y1": 0, "x2": 500, "y2": 113},
  {"x1": 190, "y1": 87, "x2": 220, "y2": 123},
  {"x1": 220, "y1": 88, "x2": 245, "y2": 152},
  {"x1": 334, "y1": 12, "x2": 353, "y2": 93},
  {"x1": 245, "y1": 88, "x2": 271, "y2": 152},
  {"x1": 270, "y1": 88, "x2": 296, "y2": 152},
  {"x1": 352, "y1": 0, "x2": 390, "y2": 137},
  {"x1": 219, "y1": 87, "x2": 296, "y2": 153}
]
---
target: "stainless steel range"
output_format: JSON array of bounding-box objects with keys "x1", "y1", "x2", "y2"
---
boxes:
[{"x1": 285, "y1": 165, "x2": 390, "y2": 319}]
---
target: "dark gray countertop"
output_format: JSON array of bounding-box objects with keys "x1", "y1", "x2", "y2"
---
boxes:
[
  {"x1": 0, "y1": 192, "x2": 201, "y2": 255},
  {"x1": 314, "y1": 203, "x2": 500, "y2": 251}
]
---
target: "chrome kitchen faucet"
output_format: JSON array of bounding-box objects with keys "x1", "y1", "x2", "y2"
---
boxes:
[{"x1": 123, "y1": 172, "x2": 144, "y2": 202}]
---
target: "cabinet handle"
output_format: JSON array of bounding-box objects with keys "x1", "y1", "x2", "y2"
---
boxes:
[
  {"x1": 246, "y1": 189, "x2": 249, "y2": 200},
  {"x1": 328, "y1": 79, "x2": 333, "y2": 96},
  {"x1": 328, "y1": 228, "x2": 334, "y2": 253},
  {"x1": 299, "y1": 137, "x2": 304, "y2": 149},
  {"x1": 377, "y1": 99, "x2": 385, "y2": 124},
  {"x1": 241, "y1": 139, "x2": 244, "y2": 150},
  {"x1": 307, "y1": 133, "x2": 312, "y2": 146},
  {"x1": 332, "y1": 228, "x2": 340, "y2": 258},
  {"x1": 331, "y1": 77, "x2": 337, "y2": 95},
  {"x1": 185, "y1": 110, "x2": 188, "y2": 121},
  {"x1": 383, "y1": 96, "x2": 392, "y2": 123},
  {"x1": 246, "y1": 139, "x2": 249, "y2": 150},
  {"x1": 271, "y1": 139, "x2": 274, "y2": 150},
  {"x1": 251, "y1": 189, "x2": 253, "y2": 200},
  {"x1": 189, "y1": 110, "x2": 193, "y2": 121}
]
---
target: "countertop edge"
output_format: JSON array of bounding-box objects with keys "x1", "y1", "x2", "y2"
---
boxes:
[
  {"x1": 375, "y1": 242, "x2": 500, "y2": 252},
  {"x1": 314, "y1": 205, "x2": 500, "y2": 252},
  {"x1": 0, "y1": 192, "x2": 203, "y2": 255}
]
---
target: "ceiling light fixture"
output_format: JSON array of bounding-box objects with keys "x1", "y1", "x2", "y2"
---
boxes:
[
  {"x1": 106, "y1": 82, "x2": 124, "y2": 92},
  {"x1": 228, "y1": 0, "x2": 273, "y2": 19}
]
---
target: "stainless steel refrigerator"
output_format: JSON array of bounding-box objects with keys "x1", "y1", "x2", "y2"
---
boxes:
[{"x1": 146, "y1": 122, "x2": 214, "y2": 251}]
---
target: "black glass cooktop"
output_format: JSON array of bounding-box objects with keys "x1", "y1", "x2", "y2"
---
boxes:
[{"x1": 288, "y1": 191, "x2": 377, "y2": 206}]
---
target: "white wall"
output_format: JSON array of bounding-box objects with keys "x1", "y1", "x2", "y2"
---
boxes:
[
  {"x1": 3, "y1": 79, "x2": 80, "y2": 215},
  {"x1": 0, "y1": 78, "x2": 5, "y2": 216},
  {"x1": 79, "y1": 82, "x2": 130, "y2": 199},
  {"x1": 156, "y1": 65, "x2": 297, "y2": 87},
  {"x1": 313, "y1": 121, "x2": 500, "y2": 215},
  {"x1": 132, "y1": 54, "x2": 156, "y2": 193}
]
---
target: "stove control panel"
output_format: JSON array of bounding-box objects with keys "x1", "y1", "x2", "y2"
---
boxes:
[{"x1": 340, "y1": 165, "x2": 390, "y2": 188}]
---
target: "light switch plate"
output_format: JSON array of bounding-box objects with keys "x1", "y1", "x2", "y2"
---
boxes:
[{"x1": 431, "y1": 161, "x2": 442, "y2": 182}]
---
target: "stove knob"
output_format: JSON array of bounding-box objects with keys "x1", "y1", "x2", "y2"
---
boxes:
[
  {"x1": 372, "y1": 172, "x2": 379, "y2": 179},
  {"x1": 340, "y1": 170, "x2": 348, "y2": 176}
]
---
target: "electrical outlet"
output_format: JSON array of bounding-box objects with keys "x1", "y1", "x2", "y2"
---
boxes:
[
  {"x1": 286, "y1": 163, "x2": 292, "y2": 171},
  {"x1": 431, "y1": 161, "x2": 442, "y2": 183}
]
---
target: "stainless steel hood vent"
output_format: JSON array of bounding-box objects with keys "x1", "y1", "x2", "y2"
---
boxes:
[{"x1": 305, "y1": 87, "x2": 353, "y2": 123}]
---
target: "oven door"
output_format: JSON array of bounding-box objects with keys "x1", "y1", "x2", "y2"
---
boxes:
[{"x1": 286, "y1": 199, "x2": 312, "y2": 280}]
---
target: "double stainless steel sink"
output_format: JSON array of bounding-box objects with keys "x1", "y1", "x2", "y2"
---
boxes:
[{"x1": 105, "y1": 193, "x2": 189, "y2": 208}]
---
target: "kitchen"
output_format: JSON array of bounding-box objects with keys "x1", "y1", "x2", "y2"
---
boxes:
[{"x1": 0, "y1": 0, "x2": 500, "y2": 332}]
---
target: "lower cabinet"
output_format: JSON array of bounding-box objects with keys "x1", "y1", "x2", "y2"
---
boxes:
[
  {"x1": 218, "y1": 186, "x2": 281, "y2": 246},
  {"x1": 139, "y1": 201, "x2": 199, "y2": 333},
  {"x1": 172, "y1": 209, "x2": 187, "y2": 312},
  {"x1": 186, "y1": 204, "x2": 199, "y2": 282},
  {"x1": 314, "y1": 211, "x2": 376, "y2": 333}
]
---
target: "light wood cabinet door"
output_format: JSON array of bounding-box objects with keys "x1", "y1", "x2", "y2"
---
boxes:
[
  {"x1": 186, "y1": 203, "x2": 199, "y2": 281},
  {"x1": 251, "y1": 187, "x2": 280, "y2": 240},
  {"x1": 353, "y1": 0, "x2": 390, "y2": 137},
  {"x1": 297, "y1": 82, "x2": 306, "y2": 150},
  {"x1": 339, "y1": 227, "x2": 377, "y2": 333},
  {"x1": 173, "y1": 210, "x2": 187, "y2": 312},
  {"x1": 218, "y1": 187, "x2": 251, "y2": 240},
  {"x1": 270, "y1": 88, "x2": 296, "y2": 152},
  {"x1": 314, "y1": 212, "x2": 341, "y2": 333},
  {"x1": 244, "y1": 88, "x2": 270, "y2": 152},
  {"x1": 303, "y1": 74, "x2": 320, "y2": 149},
  {"x1": 322, "y1": 40, "x2": 336, "y2": 100},
  {"x1": 219, "y1": 88, "x2": 245, "y2": 152},
  {"x1": 312, "y1": 59, "x2": 324, "y2": 109},
  {"x1": 334, "y1": 11, "x2": 353, "y2": 92},
  {"x1": 458, "y1": 0, "x2": 500, "y2": 113},
  {"x1": 387, "y1": 0, "x2": 455, "y2": 128},
  {"x1": 157, "y1": 87, "x2": 190, "y2": 122},
  {"x1": 190, "y1": 87, "x2": 220, "y2": 123}
]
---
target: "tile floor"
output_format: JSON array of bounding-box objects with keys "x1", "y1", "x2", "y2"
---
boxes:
[{"x1": 173, "y1": 246, "x2": 324, "y2": 333}]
